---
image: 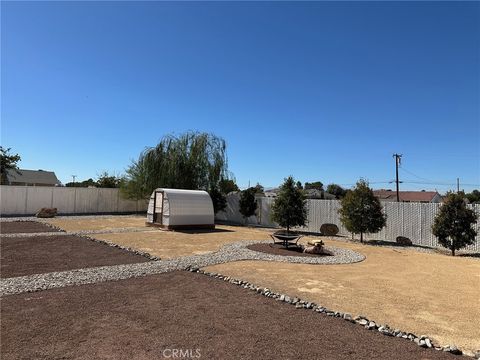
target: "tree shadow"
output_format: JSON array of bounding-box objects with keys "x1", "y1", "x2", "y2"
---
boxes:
[{"x1": 365, "y1": 240, "x2": 434, "y2": 251}]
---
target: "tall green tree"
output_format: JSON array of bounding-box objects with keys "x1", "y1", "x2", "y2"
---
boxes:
[
  {"x1": 271, "y1": 176, "x2": 308, "y2": 233},
  {"x1": 219, "y1": 178, "x2": 239, "y2": 194},
  {"x1": 304, "y1": 181, "x2": 323, "y2": 191},
  {"x1": 96, "y1": 171, "x2": 122, "y2": 188},
  {"x1": 209, "y1": 185, "x2": 227, "y2": 214},
  {"x1": 432, "y1": 192, "x2": 477, "y2": 256},
  {"x1": 339, "y1": 179, "x2": 386, "y2": 243},
  {"x1": 465, "y1": 190, "x2": 480, "y2": 204},
  {"x1": 121, "y1": 132, "x2": 231, "y2": 200},
  {"x1": 326, "y1": 183, "x2": 347, "y2": 199},
  {"x1": 239, "y1": 187, "x2": 257, "y2": 223},
  {"x1": 0, "y1": 146, "x2": 21, "y2": 184}
]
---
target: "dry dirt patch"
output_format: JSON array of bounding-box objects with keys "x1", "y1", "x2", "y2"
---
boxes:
[
  {"x1": 205, "y1": 238, "x2": 480, "y2": 351},
  {"x1": 93, "y1": 225, "x2": 270, "y2": 259},
  {"x1": 45, "y1": 216, "x2": 147, "y2": 232},
  {"x1": 0, "y1": 271, "x2": 454, "y2": 360},
  {"x1": 0, "y1": 221, "x2": 61, "y2": 234},
  {"x1": 0, "y1": 234, "x2": 149, "y2": 278}
]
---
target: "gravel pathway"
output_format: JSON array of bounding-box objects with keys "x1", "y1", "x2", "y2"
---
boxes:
[
  {"x1": 0, "y1": 240, "x2": 364, "y2": 296},
  {"x1": 1, "y1": 227, "x2": 158, "y2": 238}
]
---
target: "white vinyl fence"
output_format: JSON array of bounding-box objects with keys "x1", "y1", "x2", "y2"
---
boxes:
[
  {"x1": 0, "y1": 186, "x2": 148, "y2": 216},
  {"x1": 216, "y1": 194, "x2": 480, "y2": 251}
]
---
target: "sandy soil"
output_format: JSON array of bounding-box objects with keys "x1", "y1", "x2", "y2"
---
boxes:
[
  {"x1": 0, "y1": 235, "x2": 149, "y2": 278},
  {"x1": 92, "y1": 225, "x2": 270, "y2": 259},
  {"x1": 1, "y1": 271, "x2": 454, "y2": 360},
  {"x1": 45, "y1": 216, "x2": 147, "y2": 232},
  {"x1": 205, "y1": 237, "x2": 480, "y2": 351}
]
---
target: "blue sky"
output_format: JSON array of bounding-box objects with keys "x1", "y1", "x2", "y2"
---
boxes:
[{"x1": 2, "y1": 1, "x2": 479, "y2": 192}]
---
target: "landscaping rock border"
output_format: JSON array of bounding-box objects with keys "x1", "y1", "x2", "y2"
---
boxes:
[{"x1": 192, "y1": 268, "x2": 480, "y2": 359}]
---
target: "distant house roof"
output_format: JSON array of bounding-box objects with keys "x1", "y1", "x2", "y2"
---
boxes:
[
  {"x1": 5, "y1": 169, "x2": 61, "y2": 186},
  {"x1": 373, "y1": 189, "x2": 441, "y2": 203}
]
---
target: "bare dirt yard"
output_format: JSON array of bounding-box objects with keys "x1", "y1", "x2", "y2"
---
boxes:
[
  {"x1": 92, "y1": 225, "x2": 270, "y2": 259},
  {"x1": 0, "y1": 271, "x2": 454, "y2": 360},
  {"x1": 27, "y1": 216, "x2": 480, "y2": 352},
  {"x1": 0, "y1": 221, "x2": 61, "y2": 234},
  {"x1": 0, "y1": 234, "x2": 149, "y2": 278},
  {"x1": 206, "y1": 238, "x2": 480, "y2": 351}
]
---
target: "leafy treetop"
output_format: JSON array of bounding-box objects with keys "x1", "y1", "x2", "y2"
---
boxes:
[
  {"x1": 271, "y1": 176, "x2": 308, "y2": 232},
  {"x1": 432, "y1": 192, "x2": 477, "y2": 256},
  {"x1": 338, "y1": 179, "x2": 386, "y2": 242}
]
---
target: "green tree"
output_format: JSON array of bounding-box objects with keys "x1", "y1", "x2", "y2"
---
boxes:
[
  {"x1": 121, "y1": 132, "x2": 229, "y2": 199},
  {"x1": 432, "y1": 192, "x2": 478, "y2": 256},
  {"x1": 65, "y1": 178, "x2": 97, "y2": 187},
  {"x1": 219, "y1": 178, "x2": 239, "y2": 194},
  {"x1": 96, "y1": 171, "x2": 122, "y2": 188},
  {"x1": 304, "y1": 181, "x2": 323, "y2": 191},
  {"x1": 239, "y1": 187, "x2": 257, "y2": 223},
  {"x1": 339, "y1": 179, "x2": 386, "y2": 243},
  {"x1": 465, "y1": 190, "x2": 480, "y2": 204},
  {"x1": 0, "y1": 146, "x2": 21, "y2": 184},
  {"x1": 271, "y1": 176, "x2": 308, "y2": 232},
  {"x1": 209, "y1": 185, "x2": 227, "y2": 214},
  {"x1": 326, "y1": 183, "x2": 348, "y2": 199}
]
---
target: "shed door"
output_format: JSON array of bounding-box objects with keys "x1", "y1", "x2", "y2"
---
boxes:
[{"x1": 153, "y1": 191, "x2": 164, "y2": 224}]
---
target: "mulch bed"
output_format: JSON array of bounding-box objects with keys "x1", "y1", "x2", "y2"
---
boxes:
[
  {"x1": 247, "y1": 243, "x2": 332, "y2": 257},
  {"x1": 0, "y1": 271, "x2": 453, "y2": 360},
  {"x1": 0, "y1": 235, "x2": 149, "y2": 278},
  {"x1": 0, "y1": 221, "x2": 62, "y2": 234}
]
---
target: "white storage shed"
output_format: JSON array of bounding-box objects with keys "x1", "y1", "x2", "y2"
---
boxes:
[{"x1": 146, "y1": 188, "x2": 215, "y2": 229}]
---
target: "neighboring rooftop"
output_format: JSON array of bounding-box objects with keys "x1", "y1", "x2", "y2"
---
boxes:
[
  {"x1": 373, "y1": 189, "x2": 442, "y2": 203},
  {"x1": 5, "y1": 169, "x2": 61, "y2": 186}
]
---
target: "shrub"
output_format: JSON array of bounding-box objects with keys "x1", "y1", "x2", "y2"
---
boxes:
[
  {"x1": 338, "y1": 179, "x2": 386, "y2": 243},
  {"x1": 239, "y1": 187, "x2": 257, "y2": 223},
  {"x1": 432, "y1": 192, "x2": 478, "y2": 256},
  {"x1": 271, "y1": 176, "x2": 308, "y2": 232}
]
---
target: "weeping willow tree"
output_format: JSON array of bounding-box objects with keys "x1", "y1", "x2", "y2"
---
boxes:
[{"x1": 121, "y1": 132, "x2": 231, "y2": 213}]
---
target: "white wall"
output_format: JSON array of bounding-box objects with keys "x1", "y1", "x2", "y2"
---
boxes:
[
  {"x1": 0, "y1": 186, "x2": 147, "y2": 215},
  {"x1": 216, "y1": 195, "x2": 480, "y2": 251}
]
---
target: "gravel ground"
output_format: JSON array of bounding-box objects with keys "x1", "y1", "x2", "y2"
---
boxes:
[
  {"x1": 0, "y1": 227, "x2": 158, "y2": 238},
  {"x1": 0, "y1": 271, "x2": 455, "y2": 360},
  {"x1": 0, "y1": 241, "x2": 364, "y2": 295}
]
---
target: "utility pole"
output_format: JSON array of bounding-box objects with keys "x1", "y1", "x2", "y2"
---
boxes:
[
  {"x1": 72, "y1": 175, "x2": 76, "y2": 186},
  {"x1": 393, "y1": 154, "x2": 402, "y2": 202},
  {"x1": 457, "y1": 178, "x2": 460, "y2": 193}
]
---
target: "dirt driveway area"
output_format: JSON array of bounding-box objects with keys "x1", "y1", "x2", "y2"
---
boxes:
[{"x1": 1, "y1": 271, "x2": 454, "y2": 360}]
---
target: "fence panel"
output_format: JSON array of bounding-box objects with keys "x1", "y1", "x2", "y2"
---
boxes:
[
  {"x1": 217, "y1": 194, "x2": 480, "y2": 251},
  {"x1": 0, "y1": 185, "x2": 147, "y2": 215}
]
